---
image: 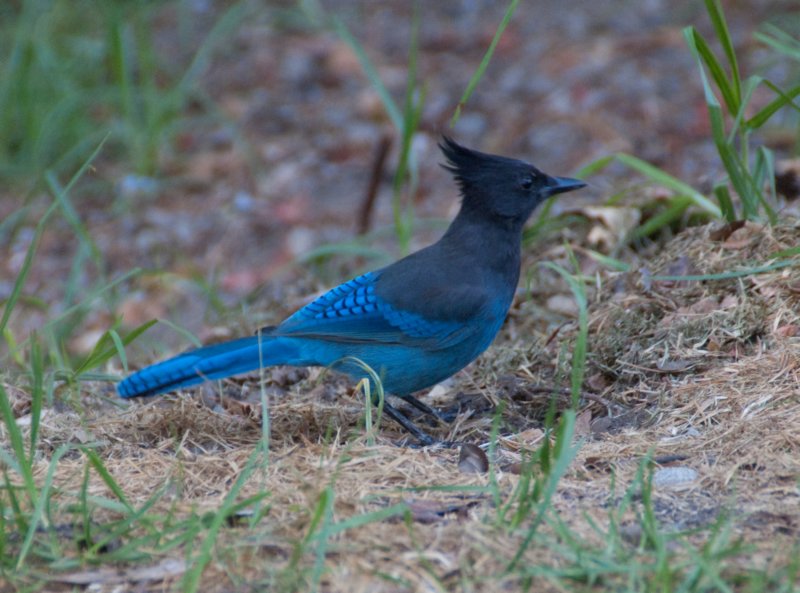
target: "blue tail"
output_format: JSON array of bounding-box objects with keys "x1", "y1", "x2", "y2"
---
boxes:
[{"x1": 117, "y1": 336, "x2": 301, "y2": 398}]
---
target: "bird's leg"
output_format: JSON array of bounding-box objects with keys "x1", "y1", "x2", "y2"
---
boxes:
[
  {"x1": 380, "y1": 401, "x2": 439, "y2": 446},
  {"x1": 399, "y1": 394, "x2": 452, "y2": 424}
]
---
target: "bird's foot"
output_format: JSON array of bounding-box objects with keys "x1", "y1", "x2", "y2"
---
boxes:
[
  {"x1": 399, "y1": 394, "x2": 455, "y2": 424},
  {"x1": 381, "y1": 401, "x2": 450, "y2": 447},
  {"x1": 398, "y1": 438, "x2": 459, "y2": 450}
]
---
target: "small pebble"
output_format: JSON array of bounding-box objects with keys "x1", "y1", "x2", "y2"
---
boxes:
[{"x1": 653, "y1": 466, "x2": 698, "y2": 490}]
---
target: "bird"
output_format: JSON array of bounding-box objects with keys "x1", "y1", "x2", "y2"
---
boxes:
[{"x1": 118, "y1": 137, "x2": 586, "y2": 444}]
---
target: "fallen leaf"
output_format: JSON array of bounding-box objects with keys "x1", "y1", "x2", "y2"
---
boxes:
[
  {"x1": 578, "y1": 205, "x2": 641, "y2": 249},
  {"x1": 458, "y1": 443, "x2": 489, "y2": 474},
  {"x1": 709, "y1": 220, "x2": 746, "y2": 242},
  {"x1": 721, "y1": 221, "x2": 763, "y2": 249}
]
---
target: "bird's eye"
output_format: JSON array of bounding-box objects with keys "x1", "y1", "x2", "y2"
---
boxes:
[{"x1": 520, "y1": 175, "x2": 535, "y2": 190}]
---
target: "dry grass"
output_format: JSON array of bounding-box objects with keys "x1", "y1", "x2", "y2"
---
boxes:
[{"x1": 2, "y1": 221, "x2": 799, "y2": 592}]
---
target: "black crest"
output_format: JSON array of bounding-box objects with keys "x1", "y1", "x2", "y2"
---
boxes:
[{"x1": 438, "y1": 136, "x2": 542, "y2": 193}]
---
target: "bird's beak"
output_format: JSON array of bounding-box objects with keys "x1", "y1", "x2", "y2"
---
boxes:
[{"x1": 548, "y1": 176, "x2": 586, "y2": 196}]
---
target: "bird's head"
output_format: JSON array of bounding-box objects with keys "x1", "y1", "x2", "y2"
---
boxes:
[{"x1": 439, "y1": 136, "x2": 585, "y2": 229}]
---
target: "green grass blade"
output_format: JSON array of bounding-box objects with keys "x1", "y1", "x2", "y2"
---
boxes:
[
  {"x1": 358, "y1": 378, "x2": 375, "y2": 446},
  {"x1": 88, "y1": 483, "x2": 183, "y2": 557},
  {"x1": 630, "y1": 196, "x2": 693, "y2": 242},
  {"x1": 713, "y1": 184, "x2": 736, "y2": 221},
  {"x1": 703, "y1": 0, "x2": 741, "y2": 109},
  {"x1": 0, "y1": 200, "x2": 59, "y2": 335},
  {"x1": 0, "y1": 383, "x2": 38, "y2": 504},
  {"x1": 685, "y1": 27, "x2": 764, "y2": 219},
  {"x1": 155, "y1": 318, "x2": 203, "y2": 349},
  {"x1": 309, "y1": 487, "x2": 336, "y2": 591},
  {"x1": 339, "y1": 356, "x2": 385, "y2": 441},
  {"x1": 332, "y1": 17, "x2": 402, "y2": 130},
  {"x1": 16, "y1": 443, "x2": 74, "y2": 569},
  {"x1": 615, "y1": 153, "x2": 720, "y2": 217},
  {"x1": 650, "y1": 258, "x2": 797, "y2": 282},
  {"x1": 715, "y1": 139, "x2": 756, "y2": 218},
  {"x1": 1, "y1": 135, "x2": 109, "y2": 335},
  {"x1": 450, "y1": 0, "x2": 519, "y2": 127},
  {"x1": 391, "y1": 2, "x2": 424, "y2": 251},
  {"x1": 108, "y1": 6, "x2": 134, "y2": 146},
  {"x1": 27, "y1": 335, "x2": 44, "y2": 465},
  {"x1": 73, "y1": 319, "x2": 158, "y2": 376},
  {"x1": 687, "y1": 27, "x2": 739, "y2": 114},
  {"x1": 109, "y1": 330, "x2": 127, "y2": 371},
  {"x1": 60, "y1": 133, "x2": 111, "y2": 199},
  {"x1": 726, "y1": 75, "x2": 761, "y2": 143},
  {"x1": 522, "y1": 197, "x2": 556, "y2": 245},
  {"x1": 716, "y1": 127, "x2": 771, "y2": 220},
  {"x1": 79, "y1": 463, "x2": 91, "y2": 561},
  {"x1": 255, "y1": 329, "x2": 273, "y2": 456},
  {"x1": 747, "y1": 81, "x2": 800, "y2": 128},
  {"x1": 83, "y1": 448, "x2": 132, "y2": 513},
  {"x1": 753, "y1": 146, "x2": 778, "y2": 224},
  {"x1": 575, "y1": 154, "x2": 613, "y2": 177},
  {"x1": 181, "y1": 445, "x2": 264, "y2": 593},
  {"x1": 543, "y1": 261, "x2": 588, "y2": 407},
  {"x1": 755, "y1": 24, "x2": 800, "y2": 61},
  {"x1": 45, "y1": 170, "x2": 104, "y2": 273},
  {"x1": 320, "y1": 503, "x2": 409, "y2": 537},
  {"x1": 3, "y1": 327, "x2": 25, "y2": 366},
  {"x1": 771, "y1": 246, "x2": 800, "y2": 258},
  {"x1": 1, "y1": 468, "x2": 25, "y2": 534},
  {"x1": 506, "y1": 410, "x2": 580, "y2": 571},
  {"x1": 177, "y1": 2, "x2": 248, "y2": 94},
  {"x1": 37, "y1": 268, "x2": 141, "y2": 339},
  {"x1": 299, "y1": 241, "x2": 392, "y2": 265},
  {"x1": 582, "y1": 249, "x2": 631, "y2": 272}
]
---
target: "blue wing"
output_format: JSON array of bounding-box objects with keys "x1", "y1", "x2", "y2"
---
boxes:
[{"x1": 269, "y1": 272, "x2": 480, "y2": 350}]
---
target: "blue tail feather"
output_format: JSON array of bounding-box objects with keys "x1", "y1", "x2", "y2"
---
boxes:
[{"x1": 117, "y1": 336, "x2": 300, "y2": 398}]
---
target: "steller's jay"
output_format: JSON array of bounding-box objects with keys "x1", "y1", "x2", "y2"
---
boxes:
[{"x1": 118, "y1": 138, "x2": 585, "y2": 444}]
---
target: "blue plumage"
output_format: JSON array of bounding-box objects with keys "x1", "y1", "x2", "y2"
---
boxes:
[{"x1": 117, "y1": 137, "x2": 585, "y2": 444}]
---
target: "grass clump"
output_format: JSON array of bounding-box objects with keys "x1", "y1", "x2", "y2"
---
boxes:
[
  {"x1": 581, "y1": 0, "x2": 800, "y2": 245},
  {"x1": 0, "y1": 0, "x2": 246, "y2": 183}
]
